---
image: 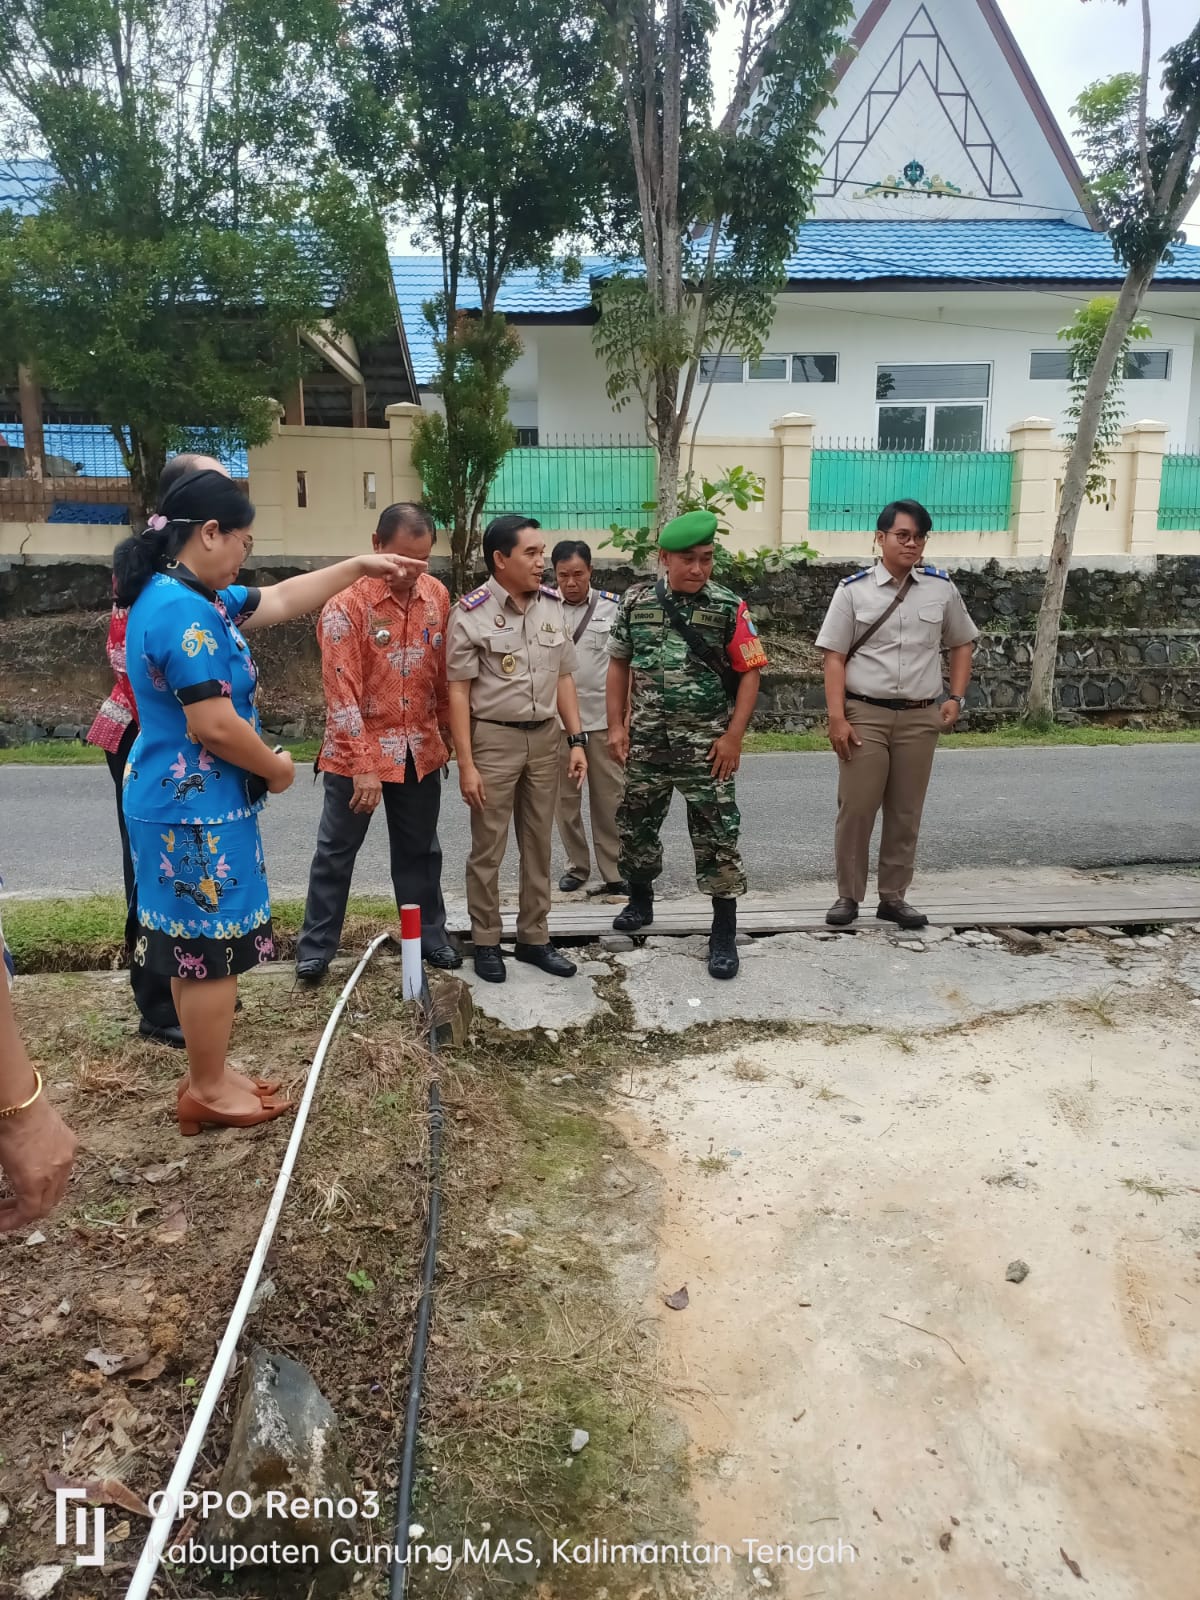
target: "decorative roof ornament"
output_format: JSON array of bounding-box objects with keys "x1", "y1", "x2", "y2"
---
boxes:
[{"x1": 856, "y1": 159, "x2": 971, "y2": 201}]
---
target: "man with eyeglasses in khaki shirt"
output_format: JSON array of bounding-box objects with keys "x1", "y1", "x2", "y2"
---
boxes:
[
  {"x1": 816, "y1": 498, "x2": 978, "y2": 932},
  {"x1": 446, "y1": 515, "x2": 588, "y2": 984}
]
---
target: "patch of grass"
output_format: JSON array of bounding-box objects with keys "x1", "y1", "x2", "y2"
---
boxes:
[
  {"x1": 731, "y1": 1056, "x2": 767, "y2": 1082},
  {"x1": 2, "y1": 893, "x2": 399, "y2": 973},
  {"x1": 883, "y1": 1030, "x2": 917, "y2": 1056},
  {"x1": 1071, "y1": 988, "x2": 1120, "y2": 1028},
  {"x1": 0, "y1": 737, "x2": 322, "y2": 766},
  {"x1": 0, "y1": 740, "x2": 105, "y2": 764},
  {"x1": 696, "y1": 1154, "x2": 730, "y2": 1174},
  {"x1": 1120, "y1": 1176, "x2": 1176, "y2": 1202},
  {"x1": 743, "y1": 723, "x2": 1200, "y2": 755},
  {"x1": 812, "y1": 1082, "x2": 846, "y2": 1102}
]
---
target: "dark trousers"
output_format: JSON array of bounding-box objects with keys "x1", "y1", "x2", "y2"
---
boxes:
[
  {"x1": 297, "y1": 758, "x2": 449, "y2": 966},
  {"x1": 107, "y1": 721, "x2": 179, "y2": 1029}
]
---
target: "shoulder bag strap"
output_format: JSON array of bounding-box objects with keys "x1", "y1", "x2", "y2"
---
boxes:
[
  {"x1": 570, "y1": 591, "x2": 600, "y2": 645},
  {"x1": 845, "y1": 575, "x2": 913, "y2": 662},
  {"x1": 655, "y1": 577, "x2": 736, "y2": 697}
]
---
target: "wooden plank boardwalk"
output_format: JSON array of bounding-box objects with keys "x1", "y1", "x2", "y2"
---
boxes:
[{"x1": 445, "y1": 876, "x2": 1200, "y2": 940}]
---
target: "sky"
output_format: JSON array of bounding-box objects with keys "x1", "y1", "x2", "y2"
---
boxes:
[
  {"x1": 390, "y1": 0, "x2": 1199, "y2": 251},
  {"x1": 710, "y1": 0, "x2": 1200, "y2": 240}
]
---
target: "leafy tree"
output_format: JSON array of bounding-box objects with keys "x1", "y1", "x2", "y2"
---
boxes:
[
  {"x1": 592, "y1": 0, "x2": 852, "y2": 525},
  {"x1": 0, "y1": 0, "x2": 392, "y2": 518},
  {"x1": 602, "y1": 463, "x2": 817, "y2": 587},
  {"x1": 333, "y1": 0, "x2": 616, "y2": 591},
  {"x1": 1025, "y1": 0, "x2": 1200, "y2": 725},
  {"x1": 1057, "y1": 296, "x2": 1151, "y2": 504}
]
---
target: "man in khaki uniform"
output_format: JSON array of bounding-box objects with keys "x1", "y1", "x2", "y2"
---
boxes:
[
  {"x1": 447, "y1": 515, "x2": 589, "y2": 983},
  {"x1": 550, "y1": 539, "x2": 628, "y2": 897},
  {"x1": 816, "y1": 498, "x2": 978, "y2": 931}
]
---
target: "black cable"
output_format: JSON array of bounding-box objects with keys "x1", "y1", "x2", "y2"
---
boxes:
[{"x1": 389, "y1": 978, "x2": 444, "y2": 1600}]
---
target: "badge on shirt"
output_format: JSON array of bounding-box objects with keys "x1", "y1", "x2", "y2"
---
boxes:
[
  {"x1": 501, "y1": 653, "x2": 517, "y2": 674},
  {"x1": 372, "y1": 627, "x2": 391, "y2": 647},
  {"x1": 495, "y1": 615, "x2": 507, "y2": 628}
]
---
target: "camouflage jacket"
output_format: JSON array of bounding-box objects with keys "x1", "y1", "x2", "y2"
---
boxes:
[{"x1": 607, "y1": 578, "x2": 767, "y2": 734}]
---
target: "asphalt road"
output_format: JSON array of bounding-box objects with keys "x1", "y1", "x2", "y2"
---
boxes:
[{"x1": 1, "y1": 746, "x2": 1197, "y2": 902}]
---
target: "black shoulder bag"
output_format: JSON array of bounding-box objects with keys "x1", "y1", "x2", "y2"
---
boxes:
[{"x1": 655, "y1": 578, "x2": 737, "y2": 702}]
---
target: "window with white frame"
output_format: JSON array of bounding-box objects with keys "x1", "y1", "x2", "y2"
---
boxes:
[
  {"x1": 1030, "y1": 348, "x2": 1172, "y2": 381},
  {"x1": 792, "y1": 354, "x2": 838, "y2": 383},
  {"x1": 699, "y1": 352, "x2": 840, "y2": 384},
  {"x1": 876, "y1": 362, "x2": 990, "y2": 451},
  {"x1": 698, "y1": 354, "x2": 743, "y2": 383}
]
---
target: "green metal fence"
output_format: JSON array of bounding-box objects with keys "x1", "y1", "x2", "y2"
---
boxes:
[
  {"x1": 484, "y1": 440, "x2": 655, "y2": 530},
  {"x1": 1157, "y1": 453, "x2": 1200, "y2": 531},
  {"x1": 810, "y1": 446, "x2": 1015, "y2": 533}
]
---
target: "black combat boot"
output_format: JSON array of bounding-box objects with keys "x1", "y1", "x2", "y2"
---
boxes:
[
  {"x1": 613, "y1": 883, "x2": 654, "y2": 933},
  {"x1": 707, "y1": 897, "x2": 739, "y2": 980}
]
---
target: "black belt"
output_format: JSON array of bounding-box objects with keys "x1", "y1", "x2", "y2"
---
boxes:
[
  {"x1": 846, "y1": 692, "x2": 936, "y2": 711},
  {"x1": 475, "y1": 716, "x2": 553, "y2": 731}
]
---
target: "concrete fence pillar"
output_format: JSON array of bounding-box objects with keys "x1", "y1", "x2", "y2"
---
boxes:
[
  {"x1": 1122, "y1": 419, "x2": 1169, "y2": 558},
  {"x1": 386, "y1": 403, "x2": 426, "y2": 504},
  {"x1": 1007, "y1": 417, "x2": 1057, "y2": 557},
  {"x1": 771, "y1": 412, "x2": 815, "y2": 546}
]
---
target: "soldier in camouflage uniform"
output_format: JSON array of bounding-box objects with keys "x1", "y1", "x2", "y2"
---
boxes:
[{"x1": 605, "y1": 510, "x2": 767, "y2": 979}]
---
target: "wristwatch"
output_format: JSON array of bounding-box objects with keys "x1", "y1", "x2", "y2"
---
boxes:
[
  {"x1": 567, "y1": 732, "x2": 590, "y2": 749},
  {"x1": 946, "y1": 694, "x2": 966, "y2": 708}
]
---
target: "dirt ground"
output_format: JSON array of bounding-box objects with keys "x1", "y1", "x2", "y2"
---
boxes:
[
  {"x1": 616, "y1": 986, "x2": 1200, "y2": 1599},
  {"x1": 3, "y1": 926, "x2": 1199, "y2": 1600}
]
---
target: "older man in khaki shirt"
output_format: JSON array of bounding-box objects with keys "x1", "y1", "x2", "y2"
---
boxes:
[
  {"x1": 447, "y1": 515, "x2": 588, "y2": 984},
  {"x1": 816, "y1": 498, "x2": 978, "y2": 931}
]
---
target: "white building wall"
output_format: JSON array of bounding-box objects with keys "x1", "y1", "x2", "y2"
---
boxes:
[{"x1": 520, "y1": 292, "x2": 1200, "y2": 447}]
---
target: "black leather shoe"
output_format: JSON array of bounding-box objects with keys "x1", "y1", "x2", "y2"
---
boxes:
[
  {"x1": 588, "y1": 879, "x2": 631, "y2": 897},
  {"x1": 514, "y1": 942, "x2": 577, "y2": 977},
  {"x1": 613, "y1": 884, "x2": 653, "y2": 933},
  {"x1": 295, "y1": 959, "x2": 329, "y2": 985},
  {"x1": 559, "y1": 871, "x2": 588, "y2": 893},
  {"x1": 826, "y1": 897, "x2": 859, "y2": 927},
  {"x1": 424, "y1": 944, "x2": 463, "y2": 970},
  {"x1": 877, "y1": 898, "x2": 929, "y2": 931},
  {"x1": 473, "y1": 946, "x2": 507, "y2": 983},
  {"x1": 138, "y1": 1019, "x2": 186, "y2": 1049}
]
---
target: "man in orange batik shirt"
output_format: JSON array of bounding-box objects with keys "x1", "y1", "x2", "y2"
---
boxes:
[{"x1": 296, "y1": 503, "x2": 462, "y2": 981}]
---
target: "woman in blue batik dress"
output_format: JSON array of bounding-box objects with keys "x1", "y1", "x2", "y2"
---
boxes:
[{"x1": 115, "y1": 468, "x2": 424, "y2": 1136}]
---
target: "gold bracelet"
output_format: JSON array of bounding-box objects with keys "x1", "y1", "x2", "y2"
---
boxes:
[{"x1": 0, "y1": 1069, "x2": 43, "y2": 1120}]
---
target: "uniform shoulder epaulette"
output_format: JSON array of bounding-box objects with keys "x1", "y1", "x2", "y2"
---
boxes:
[
  {"x1": 598, "y1": 589, "x2": 620, "y2": 602},
  {"x1": 458, "y1": 585, "x2": 490, "y2": 611},
  {"x1": 840, "y1": 569, "x2": 872, "y2": 586},
  {"x1": 921, "y1": 565, "x2": 951, "y2": 580},
  {"x1": 540, "y1": 583, "x2": 560, "y2": 599}
]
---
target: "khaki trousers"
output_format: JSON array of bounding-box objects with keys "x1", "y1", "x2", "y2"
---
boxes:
[
  {"x1": 466, "y1": 719, "x2": 560, "y2": 946},
  {"x1": 555, "y1": 732, "x2": 625, "y2": 884},
  {"x1": 834, "y1": 699, "x2": 941, "y2": 904}
]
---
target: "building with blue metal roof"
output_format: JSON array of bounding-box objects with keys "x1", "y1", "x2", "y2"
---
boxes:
[{"x1": 393, "y1": 0, "x2": 1200, "y2": 452}]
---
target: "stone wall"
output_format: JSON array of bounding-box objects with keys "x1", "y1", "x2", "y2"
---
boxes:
[{"x1": 4, "y1": 556, "x2": 1200, "y2": 741}]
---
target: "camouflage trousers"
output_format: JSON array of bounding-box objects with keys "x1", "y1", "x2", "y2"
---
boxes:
[{"x1": 617, "y1": 743, "x2": 745, "y2": 898}]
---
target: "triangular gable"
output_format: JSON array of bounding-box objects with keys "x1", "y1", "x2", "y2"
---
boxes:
[{"x1": 813, "y1": 0, "x2": 1092, "y2": 226}]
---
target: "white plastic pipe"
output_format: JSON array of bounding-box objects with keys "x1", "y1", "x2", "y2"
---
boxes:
[
  {"x1": 399, "y1": 903, "x2": 423, "y2": 1002},
  {"x1": 123, "y1": 932, "x2": 392, "y2": 1600}
]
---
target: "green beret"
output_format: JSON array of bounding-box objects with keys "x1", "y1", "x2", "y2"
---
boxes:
[{"x1": 658, "y1": 509, "x2": 718, "y2": 551}]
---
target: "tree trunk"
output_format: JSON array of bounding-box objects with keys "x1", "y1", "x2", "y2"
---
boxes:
[
  {"x1": 655, "y1": 393, "x2": 681, "y2": 526},
  {"x1": 126, "y1": 426, "x2": 167, "y2": 527},
  {"x1": 17, "y1": 365, "x2": 44, "y2": 482},
  {"x1": 1024, "y1": 263, "x2": 1156, "y2": 726}
]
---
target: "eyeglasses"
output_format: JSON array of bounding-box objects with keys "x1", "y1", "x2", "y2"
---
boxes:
[
  {"x1": 225, "y1": 529, "x2": 254, "y2": 555},
  {"x1": 889, "y1": 531, "x2": 929, "y2": 545}
]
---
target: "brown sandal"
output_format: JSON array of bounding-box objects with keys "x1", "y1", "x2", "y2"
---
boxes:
[
  {"x1": 177, "y1": 1088, "x2": 295, "y2": 1137},
  {"x1": 175, "y1": 1074, "x2": 283, "y2": 1100}
]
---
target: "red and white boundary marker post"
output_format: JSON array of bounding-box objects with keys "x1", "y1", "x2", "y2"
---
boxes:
[{"x1": 400, "y1": 903, "x2": 423, "y2": 1000}]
